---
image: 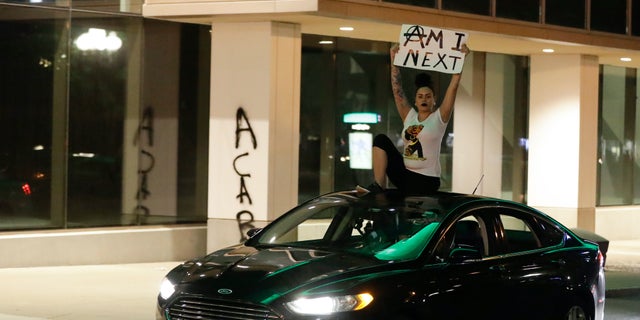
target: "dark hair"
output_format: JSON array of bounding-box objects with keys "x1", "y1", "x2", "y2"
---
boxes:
[{"x1": 414, "y1": 73, "x2": 433, "y2": 90}]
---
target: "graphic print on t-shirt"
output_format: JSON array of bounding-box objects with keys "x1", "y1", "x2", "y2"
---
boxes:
[{"x1": 404, "y1": 124, "x2": 426, "y2": 160}]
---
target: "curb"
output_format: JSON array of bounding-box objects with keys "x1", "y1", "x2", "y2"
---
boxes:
[
  {"x1": 606, "y1": 287, "x2": 640, "y2": 298},
  {"x1": 604, "y1": 266, "x2": 640, "y2": 298}
]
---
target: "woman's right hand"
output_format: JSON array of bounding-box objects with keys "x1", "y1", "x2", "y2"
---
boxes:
[{"x1": 390, "y1": 43, "x2": 399, "y2": 63}]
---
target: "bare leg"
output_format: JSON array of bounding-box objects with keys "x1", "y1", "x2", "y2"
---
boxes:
[{"x1": 372, "y1": 146, "x2": 387, "y2": 189}]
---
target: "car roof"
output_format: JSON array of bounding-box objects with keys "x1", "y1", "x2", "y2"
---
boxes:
[{"x1": 321, "y1": 188, "x2": 501, "y2": 215}]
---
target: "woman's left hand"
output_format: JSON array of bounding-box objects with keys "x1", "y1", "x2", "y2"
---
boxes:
[{"x1": 460, "y1": 43, "x2": 470, "y2": 55}]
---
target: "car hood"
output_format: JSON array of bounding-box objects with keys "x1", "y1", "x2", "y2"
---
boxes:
[{"x1": 173, "y1": 244, "x2": 390, "y2": 303}]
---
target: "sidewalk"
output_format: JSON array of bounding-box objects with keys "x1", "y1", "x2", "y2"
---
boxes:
[
  {"x1": 0, "y1": 240, "x2": 637, "y2": 320},
  {"x1": 605, "y1": 240, "x2": 640, "y2": 273},
  {"x1": 603, "y1": 240, "x2": 640, "y2": 297},
  {"x1": 0, "y1": 261, "x2": 181, "y2": 320}
]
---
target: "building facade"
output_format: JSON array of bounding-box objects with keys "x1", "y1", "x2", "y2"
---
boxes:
[{"x1": 1, "y1": 0, "x2": 639, "y2": 267}]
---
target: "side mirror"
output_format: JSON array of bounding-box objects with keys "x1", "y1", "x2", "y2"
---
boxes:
[
  {"x1": 246, "y1": 228, "x2": 262, "y2": 239},
  {"x1": 448, "y1": 247, "x2": 482, "y2": 263}
]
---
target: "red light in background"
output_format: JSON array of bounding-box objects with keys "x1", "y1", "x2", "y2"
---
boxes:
[{"x1": 22, "y1": 183, "x2": 31, "y2": 196}]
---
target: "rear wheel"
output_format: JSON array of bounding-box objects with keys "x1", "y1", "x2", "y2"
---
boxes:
[{"x1": 565, "y1": 305, "x2": 589, "y2": 320}]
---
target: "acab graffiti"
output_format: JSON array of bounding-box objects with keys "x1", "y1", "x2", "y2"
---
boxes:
[
  {"x1": 134, "y1": 106, "x2": 155, "y2": 216},
  {"x1": 234, "y1": 107, "x2": 257, "y2": 241}
]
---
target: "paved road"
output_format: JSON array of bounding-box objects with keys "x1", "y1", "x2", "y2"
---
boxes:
[{"x1": 605, "y1": 291, "x2": 640, "y2": 319}]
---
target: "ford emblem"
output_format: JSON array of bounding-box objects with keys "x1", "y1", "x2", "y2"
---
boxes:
[{"x1": 217, "y1": 288, "x2": 233, "y2": 295}]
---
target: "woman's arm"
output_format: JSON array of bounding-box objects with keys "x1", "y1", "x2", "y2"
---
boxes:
[
  {"x1": 390, "y1": 44, "x2": 413, "y2": 122},
  {"x1": 438, "y1": 44, "x2": 470, "y2": 123}
]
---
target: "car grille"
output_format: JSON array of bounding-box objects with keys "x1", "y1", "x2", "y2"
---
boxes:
[{"x1": 166, "y1": 297, "x2": 282, "y2": 320}]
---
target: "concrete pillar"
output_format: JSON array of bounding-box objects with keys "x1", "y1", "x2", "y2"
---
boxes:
[
  {"x1": 208, "y1": 21, "x2": 301, "y2": 251},
  {"x1": 528, "y1": 54, "x2": 599, "y2": 230}
]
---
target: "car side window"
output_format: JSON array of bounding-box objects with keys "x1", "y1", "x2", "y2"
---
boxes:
[
  {"x1": 499, "y1": 214, "x2": 541, "y2": 253},
  {"x1": 533, "y1": 216, "x2": 565, "y2": 247},
  {"x1": 433, "y1": 215, "x2": 487, "y2": 262}
]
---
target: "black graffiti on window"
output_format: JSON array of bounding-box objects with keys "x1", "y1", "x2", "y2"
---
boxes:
[
  {"x1": 134, "y1": 106, "x2": 154, "y2": 216},
  {"x1": 234, "y1": 107, "x2": 257, "y2": 241}
]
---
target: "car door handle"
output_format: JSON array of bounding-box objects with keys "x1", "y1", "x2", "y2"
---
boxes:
[{"x1": 489, "y1": 265, "x2": 507, "y2": 272}]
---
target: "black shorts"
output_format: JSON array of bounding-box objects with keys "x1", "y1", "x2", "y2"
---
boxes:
[{"x1": 373, "y1": 134, "x2": 440, "y2": 195}]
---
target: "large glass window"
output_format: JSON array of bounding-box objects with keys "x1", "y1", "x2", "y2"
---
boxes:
[
  {"x1": 442, "y1": 0, "x2": 490, "y2": 16},
  {"x1": 0, "y1": 3, "x2": 210, "y2": 231},
  {"x1": 633, "y1": 0, "x2": 640, "y2": 36},
  {"x1": 299, "y1": 37, "x2": 392, "y2": 203},
  {"x1": 72, "y1": 0, "x2": 143, "y2": 14},
  {"x1": 383, "y1": 0, "x2": 436, "y2": 9},
  {"x1": 486, "y1": 53, "x2": 529, "y2": 203},
  {"x1": 545, "y1": 0, "x2": 586, "y2": 29},
  {"x1": 299, "y1": 36, "x2": 529, "y2": 204},
  {"x1": 598, "y1": 65, "x2": 640, "y2": 206},
  {"x1": 0, "y1": 6, "x2": 66, "y2": 229},
  {"x1": 591, "y1": 0, "x2": 626, "y2": 34},
  {"x1": 496, "y1": 0, "x2": 539, "y2": 22}
]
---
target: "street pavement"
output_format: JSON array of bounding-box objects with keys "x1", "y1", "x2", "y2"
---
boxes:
[{"x1": 0, "y1": 240, "x2": 637, "y2": 320}]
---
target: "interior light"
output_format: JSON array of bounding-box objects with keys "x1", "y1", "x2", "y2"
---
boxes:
[
  {"x1": 351, "y1": 124, "x2": 371, "y2": 131},
  {"x1": 343, "y1": 112, "x2": 380, "y2": 124},
  {"x1": 75, "y1": 28, "x2": 122, "y2": 52},
  {"x1": 318, "y1": 40, "x2": 334, "y2": 45},
  {"x1": 339, "y1": 26, "x2": 354, "y2": 31},
  {"x1": 542, "y1": 48, "x2": 554, "y2": 53},
  {"x1": 620, "y1": 57, "x2": 632, "y2": 62}
]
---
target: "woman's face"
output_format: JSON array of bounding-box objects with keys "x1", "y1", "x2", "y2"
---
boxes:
[{"x1": 415, "y1": 87, "x2": 436, "y2": 112}]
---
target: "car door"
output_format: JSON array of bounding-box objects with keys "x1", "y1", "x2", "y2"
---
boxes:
[
  {"x1": 487, "y1": 207, "x2": 568, "y2": 319},
  {"x1": 424, "y1": 210, "x2": 509, "y2": 318}
]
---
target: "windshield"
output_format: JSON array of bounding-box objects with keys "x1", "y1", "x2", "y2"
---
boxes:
[{"x1": 250, "y1": 193, "x2": 446, "y2": 261}]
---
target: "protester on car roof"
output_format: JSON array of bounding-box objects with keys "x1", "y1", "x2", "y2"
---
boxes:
[{"x1": 369, "y1": 43, "x2": 470, "y2": 195}]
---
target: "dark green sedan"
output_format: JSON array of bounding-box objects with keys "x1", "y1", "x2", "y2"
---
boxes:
[{"x1": 157, "y1": 189, "x2": 605, "y2": 320}]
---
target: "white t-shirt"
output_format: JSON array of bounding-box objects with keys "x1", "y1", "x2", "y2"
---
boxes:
[{"x1": 401, "y1": 108, "x2": 448, "y2": 177}]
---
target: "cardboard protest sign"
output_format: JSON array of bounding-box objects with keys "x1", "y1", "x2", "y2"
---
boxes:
[{"x1": 393, "y1": 24, "x2": 468, "y2": 74}]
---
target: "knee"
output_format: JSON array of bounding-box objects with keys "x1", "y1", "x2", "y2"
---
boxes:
[{"x1": 373, "y1": 134, "x2": 391, "y2": 148}]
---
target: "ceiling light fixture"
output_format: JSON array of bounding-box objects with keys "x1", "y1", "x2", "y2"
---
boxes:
[
  {"x1": 620, "y1": 57, "x2": 632, "y2": 62},
  {"x1": 318, "y1": 40, "x2": 334, "y2": 45},
  {"x1": 339, "y1": 26, "x2": 354, "y2": 31},
  {"x1": 542, "y1": 48, "x2": 554, "y2": 53}
]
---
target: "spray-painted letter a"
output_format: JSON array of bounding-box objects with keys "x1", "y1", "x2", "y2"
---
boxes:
[{"x1": 235, "y1": 107, "x2": 257, "y2": 149}]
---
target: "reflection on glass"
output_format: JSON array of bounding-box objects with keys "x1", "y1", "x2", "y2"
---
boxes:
[
  {"x1": 598, "y1": 65, "x2": 638, "y2": 205},
  {"x1": 67, "y1": 15, "x2": 130, "y2": 227}
]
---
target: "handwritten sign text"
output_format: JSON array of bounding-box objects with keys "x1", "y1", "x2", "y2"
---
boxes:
[{"x1": 393, "y1": 24, "x2": 468, "y2": 74}]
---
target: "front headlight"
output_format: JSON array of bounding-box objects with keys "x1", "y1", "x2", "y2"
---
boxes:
[
  {"x1": 159, "y1": 277, "x2": 176, "y2": 300},
  {"x1": 285, "y1": 293, "x2": 374, "y2": 315}
]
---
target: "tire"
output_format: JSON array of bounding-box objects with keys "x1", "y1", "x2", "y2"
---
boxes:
[{"x1": 565, "y1": 304, "x2": 590, "y2": 320}]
